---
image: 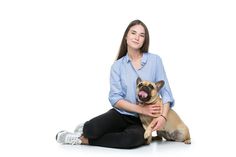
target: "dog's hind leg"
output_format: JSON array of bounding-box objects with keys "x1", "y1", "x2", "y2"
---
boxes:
[
  {"x1": 169, "y1": 130, "x2": 191, "y2": 144},
  {"x1": 173, "y1": 126, "x2": 191, "y2": 144},
  {"x1": 157, "y1": 131, "x2": 173, "y2": 141}
]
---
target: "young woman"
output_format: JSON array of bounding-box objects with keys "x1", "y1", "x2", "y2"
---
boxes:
[{"x1": 56, "y1": 19, "x2": 174, "y2": 149}]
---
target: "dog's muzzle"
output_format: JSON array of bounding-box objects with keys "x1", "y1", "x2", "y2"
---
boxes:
[{"x1": 138, "y1": 86, "x2": 151, "y2": 102}]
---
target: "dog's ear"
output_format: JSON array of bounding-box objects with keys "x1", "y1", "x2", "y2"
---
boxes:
[
  {"x1": 136, "y1": 77, "x2": 142, "y2": 85},
  {"x1": 155, "y1": 80, "x2": 165, "y2": 91}
]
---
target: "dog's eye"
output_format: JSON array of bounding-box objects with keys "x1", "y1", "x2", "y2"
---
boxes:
[
  {"x1": 138, "y1": 83, "x2": 143, "y2": 88},
  {"x1": 148, "y1": 84, "x2": 154, "y2": 89}
]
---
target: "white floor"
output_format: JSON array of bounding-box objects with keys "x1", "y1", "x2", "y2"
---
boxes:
[
  {"x1": 17, "y1": 135, "x2": 234, "y2": 157},
  {"x1": 1, "y1": 110, "x2": 235, "y2": 157},
  {"x1": 55, "y1": 140, "x2": 193, "y2": 157}
]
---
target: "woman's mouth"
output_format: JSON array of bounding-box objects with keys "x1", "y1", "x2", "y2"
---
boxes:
[{"x1": 132, "y1": 41, "x2": 139, "y2": 45}]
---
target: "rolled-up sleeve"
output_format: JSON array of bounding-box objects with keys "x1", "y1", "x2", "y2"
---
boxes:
[
  {"x1": 108, "y1": 62, "x2": 125, "y2": 107},
  {"x1": 156, "y1": 57, "x2": 175, "y2": 108}
]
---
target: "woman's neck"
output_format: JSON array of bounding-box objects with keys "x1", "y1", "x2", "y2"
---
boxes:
[{"x1": 127, "y1": 49, "x2": 142, "y2": 61}]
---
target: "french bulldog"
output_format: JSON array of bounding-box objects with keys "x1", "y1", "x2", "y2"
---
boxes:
[{"x1": 136, "y1": 77, "x2": 191, "y2": 144}]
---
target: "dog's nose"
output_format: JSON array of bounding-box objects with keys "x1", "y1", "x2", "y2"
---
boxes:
[{"x1": 141, "y1": 86, "x2": 149, "y2": 91}]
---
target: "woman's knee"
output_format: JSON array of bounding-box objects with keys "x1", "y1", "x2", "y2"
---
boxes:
[{"x1": 83, "y1": 121, "x2": 99, "y2": 139}]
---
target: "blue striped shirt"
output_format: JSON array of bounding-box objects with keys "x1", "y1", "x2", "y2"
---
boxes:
[{"x1": 109, "y1": 52, "x2": 175, "y2": 117}]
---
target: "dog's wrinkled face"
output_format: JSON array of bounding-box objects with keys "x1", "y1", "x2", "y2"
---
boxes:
[{"x1": 136, "y1": 77, "x2": 164, "y2": 103}]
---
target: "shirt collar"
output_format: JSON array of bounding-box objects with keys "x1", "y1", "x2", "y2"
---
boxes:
[{"x1": 125, "y1": 52, "x2": 148, "y2": 66}]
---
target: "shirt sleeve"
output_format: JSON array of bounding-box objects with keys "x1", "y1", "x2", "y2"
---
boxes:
[
  {"x1": 156, "y1": 56, "x2": 175, "y2": 108},
  {"x1": 108, "y1": 62, "x2": 125, "y2": 107}
]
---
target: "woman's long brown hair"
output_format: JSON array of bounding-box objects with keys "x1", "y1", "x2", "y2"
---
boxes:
[{"x1": 116, "y1": 20, "x2": 150, "y2": 60}]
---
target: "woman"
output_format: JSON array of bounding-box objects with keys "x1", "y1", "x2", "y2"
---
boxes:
[{"x1": 56, "y1": 19, "x2": 174, "y2": 149}]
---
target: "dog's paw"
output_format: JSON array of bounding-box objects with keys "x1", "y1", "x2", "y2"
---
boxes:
[
  {"x1": 144, "y1": 131, "x2": 151, "y2": 139},
  {"x1": 146, "y1": 137, "x2": 152, "y2": 145},
  {"x1": 184, "y1": 139, "x2": 191, "y2": 144},
  {"x1": 144, "y1": 133, "x2": 149, "y2": 139}
]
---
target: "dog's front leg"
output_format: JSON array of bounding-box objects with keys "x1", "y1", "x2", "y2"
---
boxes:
[
  {"x1": 144, "y1": 118, "x2": 159, "y2": 139},
  {"x1": 144, "y1": 126, "x2": 152, "y2": 144},
  {"x1": 144, "y1": 124, "x2": 153, "y2": 140}
]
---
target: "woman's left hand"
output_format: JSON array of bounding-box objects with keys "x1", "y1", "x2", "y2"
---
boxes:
[{"x1": 150, "y1": 115, "x2": 167, "y2": 131}]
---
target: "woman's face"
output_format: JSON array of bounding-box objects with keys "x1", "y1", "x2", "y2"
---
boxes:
[{"x1": 126, "y1": 24, "x2": 145, "y2": 51}]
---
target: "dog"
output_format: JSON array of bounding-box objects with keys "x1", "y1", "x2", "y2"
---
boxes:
[{"x1": 136, "y1": 77, "x2": 191, "y2": 144}]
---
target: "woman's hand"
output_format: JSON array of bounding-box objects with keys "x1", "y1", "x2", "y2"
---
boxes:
[
  {"x1": 150, "y1": 115, "x2": 167, "y2": 131},
  {"x1": 140, "y1": 101, "x2": 163, "y2": 117}
]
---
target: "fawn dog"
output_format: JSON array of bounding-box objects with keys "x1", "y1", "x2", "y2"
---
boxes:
[{"x1": 136, "y1": 77, "x2": 191, "y2": 144}]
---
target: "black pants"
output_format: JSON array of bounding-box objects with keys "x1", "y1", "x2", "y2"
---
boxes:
[{"x1": 83, "y1": 109, "x2": 145, "y2": 149}]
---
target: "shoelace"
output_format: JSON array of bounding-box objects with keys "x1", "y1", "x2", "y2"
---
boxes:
[{"x1": 65, "y1": 134, "x2": 81, "y2": 145}]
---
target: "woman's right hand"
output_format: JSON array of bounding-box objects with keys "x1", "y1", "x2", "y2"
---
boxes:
[{"x1": 140, "y1": 103, "x2": 162, "y2": 117}]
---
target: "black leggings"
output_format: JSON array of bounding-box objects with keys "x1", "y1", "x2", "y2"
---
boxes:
[{"x1": 82, "y1": 108, "x2": 145, "y2": 149}]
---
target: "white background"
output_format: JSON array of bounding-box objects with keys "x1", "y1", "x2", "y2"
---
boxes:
[{"x1": 1, "y1": 0, "x2": 236, "y2": 156}]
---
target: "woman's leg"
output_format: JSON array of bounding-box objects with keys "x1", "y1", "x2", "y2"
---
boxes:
[
  {"x1": 89, "y1": 124, "x2": 145, "y2": 149},
  {"x1": 82, "y1": 108, "x2": 145, "y2": 149},
  {"x1": 83, "y1": 109, "x2": 128, "y2": 139}
]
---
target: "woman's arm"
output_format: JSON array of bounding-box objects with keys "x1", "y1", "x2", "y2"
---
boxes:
[
  {"x1": 151, "y1": 102, "x2": 170, "y2": 131},
  {"x1": 162, "y1": 102, "x2": 170, "y2": 118},
  {"x1": 115, "y1": 99, "x2": 162, "y2": 117},
  {"x1": 156, "y1": 56, "x2": 175, "y2": 108},
  {"x1": 115, "y1": 99, "x2": 141, "y2": 113}
]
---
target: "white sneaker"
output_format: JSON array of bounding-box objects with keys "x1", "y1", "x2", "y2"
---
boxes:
[
  {"x1": 74, "y1": 123, "x2": 84, "y2": 133},
  {"x1": 56, "y1": 130, "x2": 82, "y2": 145}
]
